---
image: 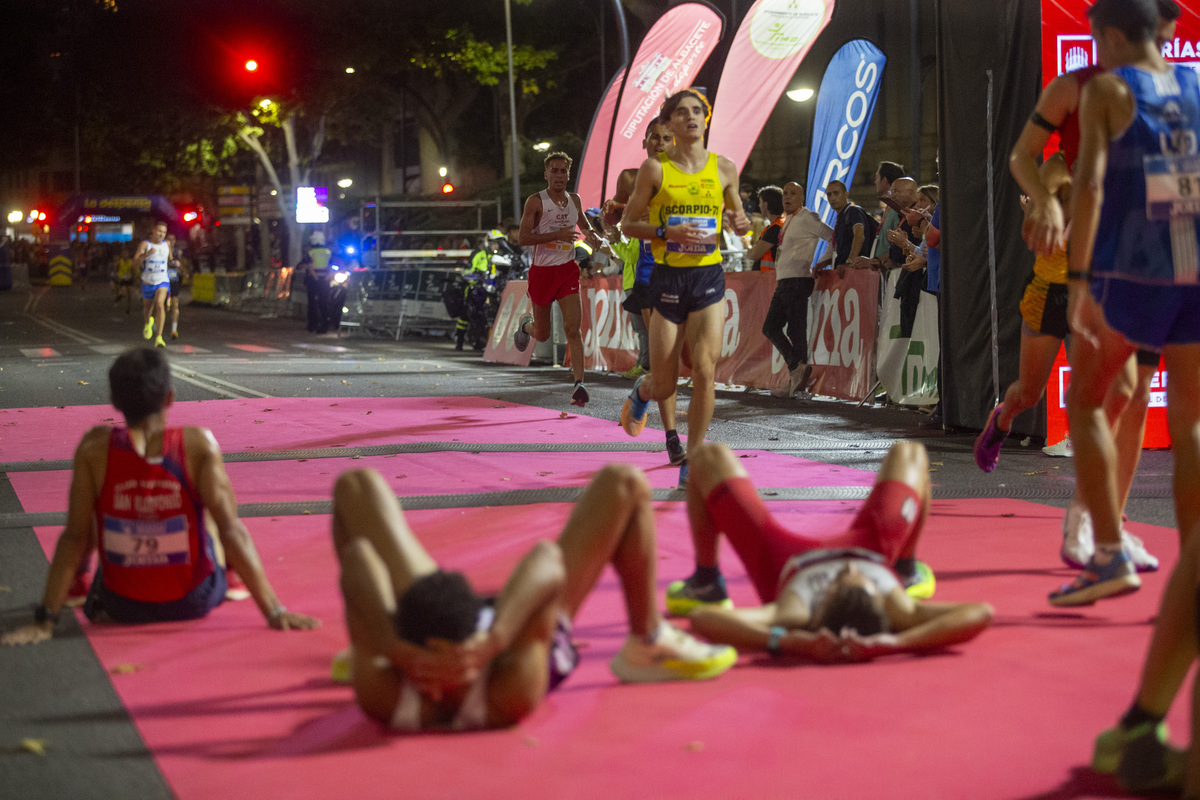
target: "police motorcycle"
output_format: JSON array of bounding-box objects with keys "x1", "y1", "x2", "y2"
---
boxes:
[
  {"x1": 443, "y1": 230, "x2": 525, "y2": 351},
  {"x1": 323, "y1": 237, "x2": 362, "y2": 331}
]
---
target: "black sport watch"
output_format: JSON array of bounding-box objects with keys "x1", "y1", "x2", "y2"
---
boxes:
[{"x1": 655, "y1": 225, "x2": 666, "y2": 240}]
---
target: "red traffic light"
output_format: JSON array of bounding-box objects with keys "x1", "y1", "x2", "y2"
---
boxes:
[
  {"x1": 245, "y1": 59, "x2": 259, "y2": 72},
  {"x1": 441, "y1": 182, "x2": 455, "y2": 195}
]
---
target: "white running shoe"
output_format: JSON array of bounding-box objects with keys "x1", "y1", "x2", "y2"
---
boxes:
[
  {"x1": 1122, "y1": 531, "x2": 1160, "y2": 572},
  {"x1": 1061, "y1": 501, "x2": 1095, "y2": 569},
  {"x1": 609, "y1": 621, "x2": 737, "y2": 683},
  {"x1": 1043, "y1": 436, "x2": 1073, "y2": 457}
]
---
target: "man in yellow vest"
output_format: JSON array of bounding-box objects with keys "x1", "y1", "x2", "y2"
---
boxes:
[{"x1": 618, "y1": 88, "x2": 751, "y2": 484}]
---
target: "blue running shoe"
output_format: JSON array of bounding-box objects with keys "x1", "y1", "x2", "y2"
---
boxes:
[
  {"x1": 973, "y1": 403, "x2": 1005, "y2": 472},
  {"x1": 677, "y1": 460, "x2": 689, "y2": 488},
  {"x1": 620, "y1": 375, "x2": 649, "y2": 436},
  {"x1": 1048, "y1": 550, "x2": 1140, "y2": 606}
]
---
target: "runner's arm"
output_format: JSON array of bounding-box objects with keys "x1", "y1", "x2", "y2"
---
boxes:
[
  {"x1": 1010, "y1": 75, "x2": 1076, "y2": 255},
  {"x1": 870, "y1": 590, "x2": 994, "y2": 655},
  {"x1": 719, "y1": 156, "x2": 751, "y2": 236},
  {"x1": 1, "y1": 429, "x2": 107, "y2": 645},
  {"x1": 189, "y1": 428, "x2": 319, "y2": 631},
  {"x1": 619, "y1": 157, "x2": 664, "y2": 241}
]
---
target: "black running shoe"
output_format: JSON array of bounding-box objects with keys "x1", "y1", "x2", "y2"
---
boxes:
[
  {"x1": 666, "y1": 434, "x2": 685, "y2": 466},
  {"x1": 571, "y1": 382, "x2": 589, "y2": 407}
]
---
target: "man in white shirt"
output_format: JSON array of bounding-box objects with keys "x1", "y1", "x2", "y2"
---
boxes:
[{"x1": 763, "y1": 182, "x2": 833, "y2": 397}]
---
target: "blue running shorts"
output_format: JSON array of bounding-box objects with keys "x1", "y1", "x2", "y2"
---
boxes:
[
  {"x1": 649, "y1": 263, "x2": 725, "y2": 325},
  {"x1": 1092, "y1": 276, "x2": 1200, "y2": 352}
]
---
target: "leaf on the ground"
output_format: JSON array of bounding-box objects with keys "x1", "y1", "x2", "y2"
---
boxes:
[
  {"x1": 110, "y1": 663, "x2": 141, "y2": 675},
  {"x1": 0, "y1": 585, "x2": 11, "y2": 593},
  {"x1": 377, "y1": 357, "x2": 385, "y2": 361},
  {"x1": 77, "y1": 380, "x2": 88, "y2": 385},
  {"x1": 929, "y1": 469, "x2": 938, "y2": 472},
  {"x1": 931, "y1": 461, "x2": 943, "y2": 466},
  {"x1": 20, "y1": 738, "x2": 48, "y2": 756},
  {"x1": 297, "y1": 459, "x2": 307, "y2": 463},
  {"x1": 501, "y1": 477, "x2": 510, "y2": 481},
  {"x1": 537, "y1": 471, "x2": 554, "y2": 476},
  {"x1": 396, "y1": 475, "x2": 407, "y2": 479},
  {"x1": 362, "y1": 411, "x2": 372, "y2": 415},
  {"x1": 341, "y1": 380, "x2": 350, "y2": 385},
  {"x1": 738, "y1": 454, "x2": 757, "y2": 459},
  {"x1": 303, "y1": 510, "x2": 313, "y2": 515},
  {"x1": 768, "y1": 437, "x2": 779, "y2": 441},
  {"x1": 559, "y1": 412, "x2": 569, "y2": 418},
  {"x1": 253, "y1": 420, "x2": 264, "y2": 424},
  {"x1": 1001, "y1": 513, "x2": 1016, "y2": 518},
  {"x1": 763, "y1": 491, "x2": 778, "y2": 496}
]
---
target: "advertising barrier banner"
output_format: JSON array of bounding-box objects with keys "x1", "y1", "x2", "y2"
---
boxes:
[
  {"x1": 807, "y1": 268, "x2": 878, "y2": 402},
  {"x1": 1044, "y1": 344, "x2": 1170, "y2": 449},
  {"x1": 488, "y1": 272, "x2": 882, "y2": 400},
  {"x1": 875, "y1": 270, "x2": 940, "y2": 405},
  {"x1": 482, "y1": 280, "x2": 535, "y2": 367}
]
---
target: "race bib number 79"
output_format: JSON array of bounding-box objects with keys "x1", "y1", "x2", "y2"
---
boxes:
[
  {"x1": 103, "y1": 515, "x2": 191, "y2": 567},
  {"x1": 1145, "y1": 153, "x2": 1200, "y2": 220}
]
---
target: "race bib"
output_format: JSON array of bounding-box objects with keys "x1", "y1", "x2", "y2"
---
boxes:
[
  {"x1": 1145, "y1": 153, "x2": 1200, "y2": 220},
  {"x1": 543, "y1": 240, "x2": 573, "y2": 253},
  {"x1": 666, "y1": 215, "x2": 718, "y2": 254},
  {"x1": 103, "y1": 515, "x2": 191, "y2": 567}
]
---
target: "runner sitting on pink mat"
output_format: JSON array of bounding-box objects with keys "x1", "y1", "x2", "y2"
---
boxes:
[
  {"x1": 2, "y1": 348, "x2": 319, "y2": 646},
  {"x1": 669, "y1": 441, "x2": 993, "y2": 662},
  {"x1": 331, "y1": 462, "x2": 736, "y2": 732}
]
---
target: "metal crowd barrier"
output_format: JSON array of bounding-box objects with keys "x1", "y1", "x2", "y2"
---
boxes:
[{"x1": 338, "y1": 261, "x2": 461, "y2": 340}]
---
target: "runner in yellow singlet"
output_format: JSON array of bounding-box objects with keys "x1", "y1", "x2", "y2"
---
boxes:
[{"x1": 618, "y1": 89, "x2": 751, "y2": 485}]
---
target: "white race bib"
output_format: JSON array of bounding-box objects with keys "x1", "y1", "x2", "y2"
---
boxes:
[
  {"x1": 1145, "y1": 153, "x2": 1200, "y2": 220},
  {"x1": 103, "y1": 515, "x2": 191, "y2": 567}
]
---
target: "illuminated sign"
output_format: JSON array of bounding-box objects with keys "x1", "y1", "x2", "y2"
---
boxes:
[
  {"x1": 296, "y1": 186, "x2": 329, "y2": 224},
  {"x1": 1042, "y1": 1, "x2": 1199, "y2": 85}
]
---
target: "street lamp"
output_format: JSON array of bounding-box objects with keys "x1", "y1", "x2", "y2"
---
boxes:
[
  {"x1": 337, "y1": 178, "x2": 353, "y2": 188},
  {"x1": 533, "y1": 141, "x2": 551, "y2": 152},
  {"x1": 345, "y1": 67, "x2": 355, "y2": 74},
  {"x1": 504, "y1": 0, "x2": 520, "y2": 219},
  {"x1": 7, "y1": 210, "x2": 21, "y2": 224}
]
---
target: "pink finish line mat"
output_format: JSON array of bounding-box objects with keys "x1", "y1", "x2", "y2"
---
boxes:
[
  {"x1": 18, "y1": 493, "x2": 1188, "y2": 800},
  {"x1": 0, "y1": 396, "x2": 734, "y2": 463},
  {"x1": 8, "y1": 449, "x2": 871, "y2": 513}
]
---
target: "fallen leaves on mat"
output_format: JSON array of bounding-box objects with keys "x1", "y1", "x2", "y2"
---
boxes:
[
  {"x1": 1001, "y1": 513, "x2": 1016, "y2": 518},
  {"x1": 559, "y1": 412, "x2": 569, "y2": 418},
  {"x1": 931, "y1": 461, "x2": 943, "y2": 466},
  {"x1": 0, "y1": 585, "x2": 10, "y2": 593},
  {"x1": 738, "y1": 454, "x2": 757, "y2": 459},
  {"x1": 253, "y1": 421, "x2": 264, "y2": 424},
  {"x1": 537, "y1": 471, "x2": 554, "y2": 477},
  {"x1": 330, "y1": 403, "x2": 338, "y2": 407},
  {"x1": 263, "y1": 408, "x2": 273, "y2": 412},
  {"x1": 20, "y1": 738, "x2": 48, "y2": 756},
  {"x1": 1024, "y1": 471, "x2": 1048, "y2": 476},
  {"x1": 111, "y1": 663, "x2": 141, "y2": 675},
  {"x1": 501, "y1": 477, "x2": 510, "y2": 481},
  {"x1": 303, "y1": 510, "x2": 313, "y2": 515},
  {"x1": 363, "y1": 411, "x2": 372, "y2": 415},
  {"x1": 685, "y1": 741, "x2": 704, "y2": 752},
  {"x1": 341, "y1": 380, "x2": 350, "y2": 385}
]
